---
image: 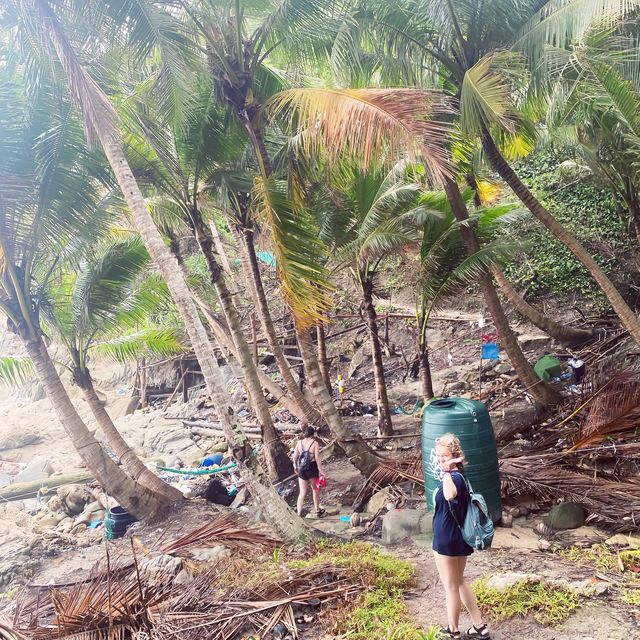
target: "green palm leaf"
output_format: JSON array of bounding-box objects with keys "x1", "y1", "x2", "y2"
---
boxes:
[{"x1": 0, "y1": 356, "x2": 34, "y2": 387}]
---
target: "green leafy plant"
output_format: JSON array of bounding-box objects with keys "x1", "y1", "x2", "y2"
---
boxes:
[
  {"x1": 288, "y1": 541, "x2": 433, "y2": 639},
  {"x1": 473, "y1": 577, "x2": 580, "y2": 625},
  {"x1": 554, "y1": 544, "x2": 620, "y2": 573}
]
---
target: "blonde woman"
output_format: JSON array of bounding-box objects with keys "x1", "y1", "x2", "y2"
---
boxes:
[{"x1": 433, "y1": 433, "x2": 490, "y2": 639}]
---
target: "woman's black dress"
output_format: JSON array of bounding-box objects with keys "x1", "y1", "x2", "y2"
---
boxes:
[{"x1": 432, "y1": 470, "x2": 473, "y2": 557}]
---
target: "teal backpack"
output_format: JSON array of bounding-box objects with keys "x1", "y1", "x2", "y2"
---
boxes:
[{"x1": 449, "y1": 472, "x2": 495, "y2": 550}]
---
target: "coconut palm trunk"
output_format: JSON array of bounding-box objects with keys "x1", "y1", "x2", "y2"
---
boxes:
[
  {"x1": 33, "y1": 0, "x2": 308, "y2": 542},
  {"x1": 233, "y1": 223, "x2": 323, "y2": 425},
  {"x1": 361, "y1": 277, "x2": 394, "y2": 436},
  {"x1": 481, "y1": 127, "x2": 640, "y2": 347},
  {"x1": 316, "y1": 323, "x2": 333, "y2": 393},
  {"x1": 23, "y1": 337, "x2": 166, "y2": 519},
  {"x1": 492, "y1": 267, "x2": 598, "y2": 346},
  {"x1": 443, "y1": 177, "x2": 562, "y2": 407},
  {"x1": 191, "y1": 214, "x2": 292, "y2": 481},
  {"x1": 73, "y1": 368, "x2": 183, "y2": 502},
  {"x1": 419, "y1": 342, "x2": 435, "y2": 403},
  {"x1": 296, "y1": 325, "x2": 380, "y2": 477}
]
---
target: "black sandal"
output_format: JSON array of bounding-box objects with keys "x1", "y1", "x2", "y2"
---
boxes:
[
  {"x1": 313, "y1": 508, "x2": 326, "y2": 517},
  {"x1": 466, "y1": 623, "x2": 490, "y2": 638},
  {"x1": 439, "y1": 626, "x2": 461, "y2": 639}
]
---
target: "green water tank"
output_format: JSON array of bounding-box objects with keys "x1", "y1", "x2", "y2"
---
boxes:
[{"x1": 422, "y1": 397, "x2": 501, "y2": 522}]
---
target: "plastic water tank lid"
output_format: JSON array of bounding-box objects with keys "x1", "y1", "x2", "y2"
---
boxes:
[{"x1": 430, "y1": 399, "x2": 456, "y2": 409}]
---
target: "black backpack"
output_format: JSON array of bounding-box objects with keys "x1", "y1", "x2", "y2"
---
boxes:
[{"x1": 298, "y1": 442, "x2": 312, "y2": 472}]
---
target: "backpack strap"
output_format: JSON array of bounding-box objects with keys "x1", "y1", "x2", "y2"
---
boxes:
[{"x1": 446, "y1": 471, "x2": 469, "y2": 529}]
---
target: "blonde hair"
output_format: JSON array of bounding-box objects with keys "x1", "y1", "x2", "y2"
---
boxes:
[{"x1": 435, "y1": 433, "x2": 465, "y2": 470}]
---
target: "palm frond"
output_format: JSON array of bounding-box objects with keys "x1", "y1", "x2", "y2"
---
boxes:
[
  {"x1": 251, "y1": 175, "x2": 331, "y2": 328},
  {"x1": 91, "y1": 327, "x2": 187, "y2": 363},
  {"x1": 266, "y1": 87, "x2": 455, "y2": 183},
  {"x1": 0, "y1": 355, "x2": 34, "y2": 387},
  {"x1": 460, "y1": 53, "x2": 515, "y2": 134},
  {"x1": 514, "y1": 0, "x2": 640, "y2": 63}
]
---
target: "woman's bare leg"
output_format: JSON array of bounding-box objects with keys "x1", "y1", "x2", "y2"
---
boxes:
[
  {"x1": 310, "y1": 480, "x2": 321, "y2": 512},
  {"x1": 297, "y1": 477, "x2": 307, "y2": 516},
  {"x1": 457, "y1": 556, "x2": 485, "y2": 627},
  {"x1": 433, "y1": 551, "x2": 462, "y2": 632}
]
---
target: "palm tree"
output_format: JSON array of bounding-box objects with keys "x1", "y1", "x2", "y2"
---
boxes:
[
  {"x1": 0, "y1": 62, "x2": 170, "y2": 518},
  {"x1": 176, "y1": 0, "x2": 335, "y2": 427},
  {"x1": 415, "y1": 193, "x2": 528, "y2": 402},
  {"x1": 544, "y1": 22, "x2": 640, "y2": 243},
  {"x1": 41, "y1": 238, "x2": 185, "y2": 502},
  {"x1": 312, "y1": 162, "x2": 437, "y2": 436},
  {"x1": 268, "y1": 87, "x2": 562, "y2": 406},
  {"x1": 119, "y1": 76, "x2": 293, "y2": 481},
  {"x1": 8, "y1": 0, "x2": 310, "y2": 541},
  {"x1": 325, "y1": 0, "x2": 640, "y2": 346}
]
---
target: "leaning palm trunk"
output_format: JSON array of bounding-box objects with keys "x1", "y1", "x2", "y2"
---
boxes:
[
  {"x1": 193, "y1": 294, "x2": 308, "y2": 420},
  {"x1": 76, "y1": 369, "x2": 183, "y2": 502},
  {"x1": 316, "y1": 323, "x2": 333, "y2": 393},
  {"x1": 361, "y1": 279, "x2": 394, "y2": 436},
  {"x1": 34, "y1": 0, "x2": 307, "y2": 542},
  {"x1": 492, "y1": 267, "x2": 598, "y2": 346},
  {"x1": 296, "y1": 325, "x2": 380, "y2": 477},
  {"x1": 443, "y1": 178, "x2": 562, "y2": 407},
  {"x1": 193, "y1": 223, "x2": 292, "y2": 481},
  {"x1": 233, "y1": 224, "x2": 323, "y2": 425},
  {"x1": 23, "y1": 337, "x2": 166, "y2": 519},
  {"x1": 481, "y1": 128, "x2": 640, "y2": 348}
]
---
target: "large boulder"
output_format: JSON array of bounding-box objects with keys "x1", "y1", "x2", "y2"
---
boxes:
[
  {"x1": 381, "y1": 509, "x2": 433, "y2": 545},
  {"x1": 365, "y1": 488, "x2": 394, "y2": 514},
  {"x1": 14, "y1": 456, "x2": 54, "y2": 483},
  {"x1": 545, "y1": 502, "x2": 586, "y2": 530},
  {"x1": 0, "y1": 426, "x2": 41, "y2": 451}
]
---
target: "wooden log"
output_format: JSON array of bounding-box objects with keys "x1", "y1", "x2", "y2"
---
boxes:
[
  {"x1": 185, "y1": 425, "x2": 262, "y2": 440},
  {"x1": 0, "y1": 471, "x2": 94, "y2": 501},
  {"x1": 182, "y1": 419, "x2": 297, "y2": 434}
]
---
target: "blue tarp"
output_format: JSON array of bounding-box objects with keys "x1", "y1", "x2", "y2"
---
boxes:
[
  {"x1": 256, "y1": 251, "x2": 276, "y2": 267},
  {"x1": 481, "y1": 342, "x2": 500, "y2": 359}
]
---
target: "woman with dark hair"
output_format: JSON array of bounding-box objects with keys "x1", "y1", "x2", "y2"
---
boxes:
[
  {"x1": 293, "y1": 426, "x2": 325, "y2": 517},
  {"x1": 433, "y1": 433, "x2": 490, "y2": 639}
]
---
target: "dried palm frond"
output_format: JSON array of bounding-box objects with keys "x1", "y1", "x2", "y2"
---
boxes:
[
  {"x1": 500, "y1": 457, "x2": 640, "y2": 533},
  {"x1": 569, "y1": 365, "x2": 640, "y2": 450},
  {"x1": 266, "y1": 88, "x2": 455, "y2": 184}
]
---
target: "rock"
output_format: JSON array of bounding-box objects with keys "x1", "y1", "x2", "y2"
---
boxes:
[
  {"x1": 70, "y1": 523, "x2": 87, "y2": 536},
  {"x1": 0, "y1": 526, "x2": 39, "y2": 588},
  {"x1": 500, "y1": 513, "x2": 514, "y2": 528},
  {"x1": 174, "y1": 568, "x2": 195, "y2": 586},
  {"x1": 545, "y1": 502, "x2": 586, "y2": 530},
  {"x1": 486, "y1": 572, "x2": 541, "y2": 591},
  {"x1": 333, "y1": 483, "x2": 361, "y2": 506},
  {"x1": 322, "y1": 506, "x2": 341, "y2": 516},
  {"x1": 140, "y1": 553, "x2": 183, "y2": 578},
  {"x1": 13, "y1": 456, "x2": 54, "y2": 483},
  {"x1": 494, "y1": 363, "x2": 514, "y2": 375},
  {"x1": 447, "y1": 381, "x2": 467, "y2": 392},
  {"x1": 58, "y1": 485, "x2": 90, "y2": 515},
  {"x1": 350, "y1": 512, "x2": 361, "y2": 527},
  {"x1": 548, "y1": 578, "x2": 609, "y2": 597},
  {"x1": 190, "y1": 545, "x2": 231, "y2": 562},
  {"x1": 109, "y1": 395, "x2": 140, "y2": 420},
  {"x1": 212, "y1": 441, "x2": 229, "y2": 453},
  {"x1": 605, "y1": 534, "x2": 640, "y2": 549},
  {"x1": 381, "y1": 509, "x2": 433, "y2": 545},
  {"x1": 38, "y1": 514, "x2": 62, "y2": 528},
  {"x1": 0, "y1": 426, "x2": 41, "y2": 451},
  {"x1": 365, "y1": 488, "x2": 393, "y2": 514},
  {"x1": 517, "y1": 333, "x2": 550, "y2": 350}
]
